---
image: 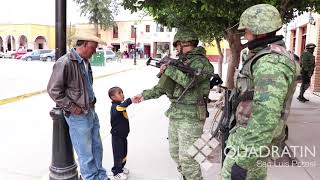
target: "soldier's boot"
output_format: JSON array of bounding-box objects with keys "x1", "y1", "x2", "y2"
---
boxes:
[
  {"x1": 302, "y1": 96, "x2": 309, "y2": 101},
  {"x1": 297, "y1": 86, "x2": 306, "y2": 102},
  {"x1": 297, "y1": 95, "x2": 306, "y2": 102}
]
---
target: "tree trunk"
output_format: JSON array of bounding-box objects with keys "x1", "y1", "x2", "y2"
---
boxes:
[
  {"x1": 215, "y1": 38, "x2": 223, "y2": 78},
  {"x1": 67, "y1": 22, "x2": 72, "y2": 48},
  {"x1": 94, "y1": 23, "x2": 99, "y2": 37},
  {"x1": 215, "y1": 38, "x2": 223, "y2": 92},
  {"x1": 224, "y1": 30, "x2": 242, "y2": 89}
]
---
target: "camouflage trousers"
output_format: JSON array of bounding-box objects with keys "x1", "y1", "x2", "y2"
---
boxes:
[
  {"x1": 299, "y1": 75, "x2": 311, "y2": 96},
  {"x1": 168, "y1": 117, "x2": 204, "y2": 180},
  {"x1": 221, "y1": 152, "x2": 267, "y2": 180}
]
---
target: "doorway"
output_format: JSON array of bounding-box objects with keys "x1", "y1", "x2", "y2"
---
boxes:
[{"x1": 144, "y1": 45, "x2": 151, "y2": 58}]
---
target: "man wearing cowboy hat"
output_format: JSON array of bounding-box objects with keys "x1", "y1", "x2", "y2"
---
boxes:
[{"x1": 47, "y1": 33, "x2": 110, "y2": 180}]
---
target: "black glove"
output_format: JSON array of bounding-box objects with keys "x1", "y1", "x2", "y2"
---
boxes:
[
  {"x1": 231, "y1": 163, "x2": 247, "y2": 180},
  {"x1": 210, "y1": 74, "x2": 223, "y2": 89}
]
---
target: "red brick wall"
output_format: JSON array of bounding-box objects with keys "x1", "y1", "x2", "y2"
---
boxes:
[{"x1": 311, "y1": 18, "x2": 320, "y2": 92}]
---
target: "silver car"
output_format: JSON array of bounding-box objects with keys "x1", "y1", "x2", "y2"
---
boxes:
[{"x1": 105, "y1": 49, "x2": 116, "y2": 62}]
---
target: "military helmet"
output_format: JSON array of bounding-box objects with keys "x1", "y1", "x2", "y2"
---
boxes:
[
  {"x1": 306, "y1": 43, "x2": 316, "y2": 49},
  {"x1": 238, "y1": 4, "x2": 282, "y2": 35},
  {"x1": 173, "y1": 29, "x2": 199, "y2": 47}
]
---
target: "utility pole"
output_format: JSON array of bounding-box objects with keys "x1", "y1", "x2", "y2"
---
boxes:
[{"x1": 134, "y1": 26, "x2": 137, "y2": 65}]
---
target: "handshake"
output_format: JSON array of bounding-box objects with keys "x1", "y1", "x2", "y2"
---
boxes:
[{"x1": 131, "y1": 94, "x2": 144, "y2": 104}]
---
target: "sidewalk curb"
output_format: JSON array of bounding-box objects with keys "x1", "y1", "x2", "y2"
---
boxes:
[
  {"x1": 313, "y1": 92, "x2": 320, "y2": 97},
  {"x1": 285, "y1": 140, "x2": 301, "y2": 164},
  {"x1": 0, "y1": 67, "x2": 140, "y2": 106}
]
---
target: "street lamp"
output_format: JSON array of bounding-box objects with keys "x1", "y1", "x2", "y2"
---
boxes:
[
  {"x1": 134, "y1": 25, "x2": 137, "y2": 65},
  {"x1": 49, "y1": 0, "x2": 78, "y2": 179}
]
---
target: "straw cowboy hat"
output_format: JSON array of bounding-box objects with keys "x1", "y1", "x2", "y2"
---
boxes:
[{"x1": 72, "y1": 32, "x2": 106, "y2": 45}]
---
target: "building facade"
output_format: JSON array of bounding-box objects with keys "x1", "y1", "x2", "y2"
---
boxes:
[
  {"x1": 285, "y1": 12, "x2": 320, "y2": 92},
  {"x1": 0, "y1": 24, "x2": 55, "y2": 52},
  {"x1": 0, "y1": 14, "x2": 224, "y2": 62},
  {"x1": 74, "y1": 17, "x2": 177, "y2": 58}
]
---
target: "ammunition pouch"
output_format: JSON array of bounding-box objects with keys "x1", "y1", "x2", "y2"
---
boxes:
[
  {"x1": 158, "y1": 74, "x2": 176, "y2": 96},
  {"x1": 197, "y1": 98, "x2": 207, "y2": 121}
]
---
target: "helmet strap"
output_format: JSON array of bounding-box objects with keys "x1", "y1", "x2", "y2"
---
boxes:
[{"x1": 246, "y1": 35, "x2": 283, "y2": 50}]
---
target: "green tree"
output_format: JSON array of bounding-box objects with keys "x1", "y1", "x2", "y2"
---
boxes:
[
  {"x1": 67, "y1": 22, "x2": 76, "y2": 49},
  {"x1": 122, "y1": 0, "x2": 320, "y2": 88},
  {"x1": 74, "y1": 0, "x2": 117, "y2": 36}
]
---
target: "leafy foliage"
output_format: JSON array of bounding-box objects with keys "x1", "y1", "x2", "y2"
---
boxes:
[
  {"x1": 123, "y1": 0, "x2": 320, "y2": 88},
  {"x1": 74, "y1": 0, "x2": 118, "y2": 31},
  {"x1": 122, "y1": 0, "x2": 320, "y2": 43},
  {"x1": 67, "y1": 23, "x2": 76, "y2": 48}
]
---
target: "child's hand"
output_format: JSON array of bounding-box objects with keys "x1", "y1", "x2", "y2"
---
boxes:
[{"x1": 132, "y1": 94, "x2": 144, "y2": 103}]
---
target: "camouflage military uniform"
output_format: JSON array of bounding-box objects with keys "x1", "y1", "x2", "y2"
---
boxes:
[
  {"x1": 221, "y1": 4, "x2": 298, "y2": 180},
  {"x1": 298, "y1": 43, "x2": 316, "y2": 102},
  {"x1": 142, "y1": 30, "x2": 213, "y2": 180}
]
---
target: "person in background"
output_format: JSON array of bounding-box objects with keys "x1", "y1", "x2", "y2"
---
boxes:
[{"x1": 297, "y1": 43, "x2": 316, "y2": 102}]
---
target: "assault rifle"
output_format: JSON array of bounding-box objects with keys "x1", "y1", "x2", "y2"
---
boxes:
[
  {"x1": 146, "y1": 56, "x2": 223, "y2": 99},
  {"x1": 216, "y1": 86, "x2": 234, "y2": 164}
]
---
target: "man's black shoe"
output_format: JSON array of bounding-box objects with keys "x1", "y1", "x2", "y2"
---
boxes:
[
  {"x1": 302, "y1": 97, "x2": 309, "y2": 101},
  {"x1": 297, "y1": 96, "x2": 306, "y2": 102}
]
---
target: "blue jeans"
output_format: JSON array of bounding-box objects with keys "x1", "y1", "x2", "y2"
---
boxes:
[{"x1": 65, "y1": 108, "x2": 108, "y2": 180}]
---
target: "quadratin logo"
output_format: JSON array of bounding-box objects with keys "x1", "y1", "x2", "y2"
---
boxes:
[{"x1": 187, "y1": 132, "x2": 220, "y2": 171}]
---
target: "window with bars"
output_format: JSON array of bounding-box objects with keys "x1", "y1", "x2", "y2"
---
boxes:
[
  {"x1": 146, "y1": 25, "x2": 150, "y2": 32},
  {"x1": 131, "y1": 25, "x2": 136, "y2": 38},
  {"x1": 156, "y1": 24, "x2": 164, "y2": 32}
]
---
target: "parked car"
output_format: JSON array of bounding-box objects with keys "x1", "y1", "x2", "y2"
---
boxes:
[
  {"x1": 15, "y1": 49, "x2": 32, "y2": 59},
  {"x1": 21, "y1": 49, "x2": 53, "y2": 61},
  {"x1": 1, "y1": 51, "x2": 16, "y2": 59},
  {"x1": 105, "y1": 49, "x2": 116, "y2": 62},
  {"x1": 40, "y1": 50, "x2": 55, "y2": 61},
  {"x1": 0, "y1": 52, "x2": 5, "y2": 58}
]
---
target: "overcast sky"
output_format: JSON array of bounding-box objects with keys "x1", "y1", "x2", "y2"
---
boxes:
[
  {"x1": 0, "y1": 0, "x2": 93, "y2": 25},
  {"x1": 0, "y1": 0, "x2": 150, "y2": 25}
]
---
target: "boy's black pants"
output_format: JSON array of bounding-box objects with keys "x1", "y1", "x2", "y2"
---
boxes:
[{"x1": 111, "y1": 135, "x2": 127, "y2": 175}]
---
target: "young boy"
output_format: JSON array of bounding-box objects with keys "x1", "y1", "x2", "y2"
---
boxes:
[{"x1": 108, "y1": 87, "x2": 133, "y2": 180}]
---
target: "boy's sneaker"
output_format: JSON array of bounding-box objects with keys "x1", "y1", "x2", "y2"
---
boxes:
[
  {"x1": 114, "y1": 172, "x2": 128, "y2": 180},
  {"x1": 122, "y1": 168, "x2": 129, "y2": 175}
]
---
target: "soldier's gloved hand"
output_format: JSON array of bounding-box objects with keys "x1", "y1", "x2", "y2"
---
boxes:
[
  {"x1": 231, "y1": 163, "x2": 247, "y2": 180},
  {"x1": 160, "y1": 64, "x2": 168, "y2": 74}
]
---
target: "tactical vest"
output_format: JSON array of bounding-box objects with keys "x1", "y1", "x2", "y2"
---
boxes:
[{"x1": 234, "y1": 43, "x2": 297, "y2": 127}]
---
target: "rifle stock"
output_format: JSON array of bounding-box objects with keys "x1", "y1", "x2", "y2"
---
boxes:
[{"x1": 216, "y1": 86, "x2": 234, "y2": 166}]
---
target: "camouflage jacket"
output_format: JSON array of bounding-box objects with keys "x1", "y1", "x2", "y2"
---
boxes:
[
  {"x1": 142, "y1": 47, "x2": 214, "y2": 120},
  {"x1": 227, "y1": 40, "x2": 298, "y2": 169},
  {"x1": 300, "y1": 50, "x2": 315, "y2": 77}
]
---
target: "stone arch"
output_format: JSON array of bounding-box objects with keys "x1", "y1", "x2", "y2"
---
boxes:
[
  {"x1": 34, "y1": 36, "x2": 47, "y2": 49},
  {"x1": 6, "y1": 35, "x2": 16, "y2": 51},
  {"x1": 0, "y1": 36, "x2": 3, "y2": 52},
  {"x1": 18, "y1": 35, "x2": 28, "y2": 50}
]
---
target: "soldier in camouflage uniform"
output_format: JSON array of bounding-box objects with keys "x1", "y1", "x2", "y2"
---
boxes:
[
  {"x1": 221, "y1": 4, "x2": 298, "y2": 180},
  {"x1": 135, "y1": 29, "x2": 214, "y2": 180},
  {"x1": 297, "y1": 43, "x2": 316, "y2": 102}
]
